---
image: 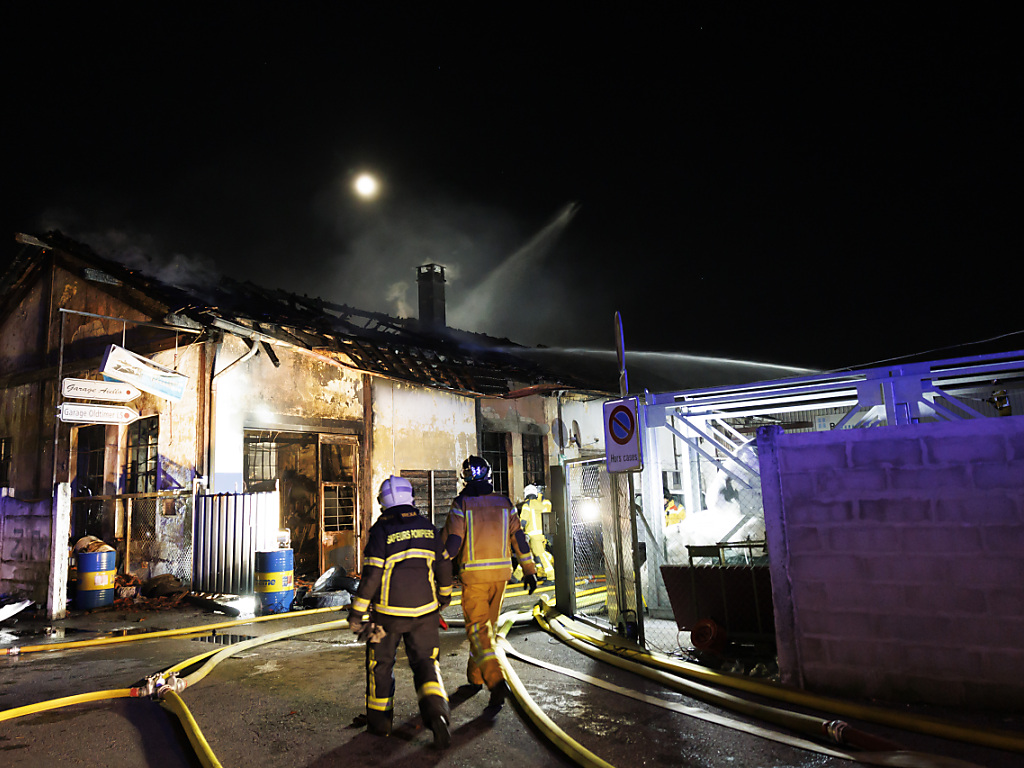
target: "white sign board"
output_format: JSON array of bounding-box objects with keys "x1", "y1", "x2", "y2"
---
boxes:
[
  {"x1": 62, "y1": 378, "x2": 141, "y2": 402},
  {"x1": 603, "y1": 397, "x2": 643, "y2": 473},
  {"x1": 58, "y1": 402, "x2": 141, "y2": 425},
  {"x1": 100, "y1": 344, "x2": 188, "y2": 402}
]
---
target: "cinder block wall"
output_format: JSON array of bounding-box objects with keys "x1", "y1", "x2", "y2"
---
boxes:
[{"x1": 757, "y1": 418, "x2": 1024, "y2": 710}]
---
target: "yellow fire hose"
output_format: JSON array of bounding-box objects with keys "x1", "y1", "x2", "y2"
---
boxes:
[
  {"x1": 3, "y1": 593, "x2": 1019, "y2": 768},
  {"x1": 0, "y1": 604, "x2": 346, "y2": 656},
  {"x1": 535, "y1": 599, "x2": 1024, "y2": 756}
]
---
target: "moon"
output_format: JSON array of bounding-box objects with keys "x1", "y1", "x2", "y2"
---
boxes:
[{"x1": 353, "y1": 173, "x2": 380, "y2": 199}]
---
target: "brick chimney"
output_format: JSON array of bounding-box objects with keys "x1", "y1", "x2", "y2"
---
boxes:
[{"x1": 417, "y1": 263, "x2": 446, "y2": 329}]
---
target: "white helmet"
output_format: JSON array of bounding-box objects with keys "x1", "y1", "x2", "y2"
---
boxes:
[
  {"x1": 378, "y1": 475, "x2": 414, "y2": 509},
  {"x1": 524, "y1": 484, "x2": 540, "y2": 499}
]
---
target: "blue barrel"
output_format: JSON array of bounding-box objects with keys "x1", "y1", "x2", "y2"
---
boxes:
[
  {"x1": 76, "y1": 550, "x2": 116, "y2": 610},
  {"x1": 255, "y1": 549, "x2": 294, "y2": 614}
]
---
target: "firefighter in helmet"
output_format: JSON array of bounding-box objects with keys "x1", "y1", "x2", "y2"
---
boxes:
[
  {"x1": 348, "y1": 475, "x2": 453, "y2": 748},
  {"x1": 518, "y1": 484, "x2": 555, "y2": 580},
  {"x1": 442, "y1": 456, "x2": 537, "y2": 715}
]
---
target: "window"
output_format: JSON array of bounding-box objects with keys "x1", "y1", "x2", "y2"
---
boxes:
[
  {"x1": 75, "y1": 426, "x2": 106, "y2": 496},
  {"x1": 402, "y1": 469, "x2": 458, "y2": 528},
  {"x1": 72, "y1": 425, "x2": 107, "y2": 539},
  {"x1": 480, "y1": 431, "x2": 509, "y2": 497},
  {"x1": 321, "y1": 440, "x2": 357, "y2": 533},
  {"x1": 522, "y1": 434, "x2": 546, "y2": 489},
  {"x1": 0, "y1": 437, "x2": 10, "y2": 487},
  {"x1": 244, "y1": 431, "x2": 279, "y2": 491},
  {"x1": 125, "y1": 417, "x2": 159, "y2": 493}
]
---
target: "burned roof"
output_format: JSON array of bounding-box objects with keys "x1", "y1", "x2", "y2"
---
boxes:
[{"x1": 3, "y1": 232, "x2": 613, "y2": 397}]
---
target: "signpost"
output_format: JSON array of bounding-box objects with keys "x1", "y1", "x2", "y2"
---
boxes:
[
  {"x1": 57, "y1": 402, "x2": 141, "y2": 425},
  {"x1": 62, "y1": 378, "x2": 141, "y2": 402},
  {"x1": 604, "y1": 312, "x2": 645, "y2": 645}
]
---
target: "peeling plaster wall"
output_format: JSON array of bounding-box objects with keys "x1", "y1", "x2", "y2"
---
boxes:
[
  {"x1": 370, "y1": 380, "x2": 475, "y2": 524},
  {"x1": 136, "y1": 344, "x2": 206, "y2": 492},
  {"x1": 478, "y1": 396, "x2": 550, "y2": 499},
  {"x1": 211, "y1": 336, "x2": 364, "y2": 492},
  {"x1": 545, "y1": 396, "x2": 607, "y2": 462}
]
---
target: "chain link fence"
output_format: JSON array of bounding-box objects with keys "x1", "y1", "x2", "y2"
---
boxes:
[{"x1": 564, "y1": 458, "x2": 643, "y2": 638}]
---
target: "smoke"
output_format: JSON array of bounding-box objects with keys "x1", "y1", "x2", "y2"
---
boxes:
[
  {"x1": 448, "y1": 202, "x2": 580, "y2": 336},
  {"x1": 36, "y1": 211, "x2": 222, "y2": 291},
  {"x1": 304, "y1": 182, "x2": 578, "y2": 343}
]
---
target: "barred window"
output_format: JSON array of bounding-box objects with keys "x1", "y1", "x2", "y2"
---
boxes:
[
  {"x1": 244, "y1": 431, "x2": 279, "y2": 489},
  {"x1": 480, "y1": 431, "x2": 510, "y2": 497},
  {"x1": 125, "y1": 417, "x2": 159, "y2": 493},
  {"x1": 522, "y1": 433, "x2": 546, "y2": 489},
  {"x1": 321, "y1": 440, "x2": 357, "y2": 533}
]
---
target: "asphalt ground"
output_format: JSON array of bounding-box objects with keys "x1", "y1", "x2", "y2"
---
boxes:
[{"x1": 1, "y1": 591, "x2": 1021, "y2": 768}]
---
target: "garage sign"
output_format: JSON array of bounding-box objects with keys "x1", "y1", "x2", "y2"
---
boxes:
[{"x1": 603, "y1": 397, "x2": 643, "y2": 473}]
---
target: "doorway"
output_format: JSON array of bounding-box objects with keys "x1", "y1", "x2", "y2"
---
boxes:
[{"x1": 244, "y1": 430, "x2": 360, "y2": 582}]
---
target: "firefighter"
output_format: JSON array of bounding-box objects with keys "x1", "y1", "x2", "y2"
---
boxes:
[
  {"x1": 348, "y1": 476, "x2": 453, "y2": 748},
  {"x1": 518, "y1": 485, "x2": 555, "y2": 580},
  {"x1": 442, "y1": 456, "x2": 537, "y2": 715},
  {"x1": 664, "y1": 487, "x2": 686, "y2": 526}
]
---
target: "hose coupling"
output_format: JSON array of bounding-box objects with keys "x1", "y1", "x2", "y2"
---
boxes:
[
  {"x1": 156, "y1": 673, "x2": 188, "y2": 699},
  {"x1": 132, "y1": 671, "x2": 187, "y2": 699},
  {"x1": 824, "y1": 719, "x2": 848, "y2": 745},
  {"x1": 2, "y1": 646, "x2": 20, "y2": 656}
]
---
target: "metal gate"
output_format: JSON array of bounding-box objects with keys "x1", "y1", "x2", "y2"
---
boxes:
[
  {"x1": 193, "y1": 489, "x2": 280, "y2": 595},
  {"x1": 563, "y1": 458, "x2": 643, "y2": 641},
  {"x1": 71, "y1": 491, "x2": 194, "y2": 587}
]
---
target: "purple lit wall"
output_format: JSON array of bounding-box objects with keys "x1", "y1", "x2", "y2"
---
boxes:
[{"x1": 758, "y1": 418, "x2": 1024, "y2": 710}]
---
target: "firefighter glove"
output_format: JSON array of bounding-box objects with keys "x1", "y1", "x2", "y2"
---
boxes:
[
  {"x1": 348, "y1": 608, "x2": 366, "y2": 636},
  {"x1": 523, "y1": 573, "x2": 538, "y2": 595}
]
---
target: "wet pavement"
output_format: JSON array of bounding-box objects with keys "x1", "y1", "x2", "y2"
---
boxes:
[{"x1": 1, "y1": 593, "x2": 1022, "y2": 768}]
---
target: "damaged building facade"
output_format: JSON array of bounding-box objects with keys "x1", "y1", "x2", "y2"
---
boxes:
[{"x1": 0, "y1": 233, "x2": 609, "y2": 618}]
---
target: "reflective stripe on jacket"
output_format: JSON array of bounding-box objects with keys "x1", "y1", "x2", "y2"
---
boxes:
[
  {"x1": 352, "y1": 504, "x2": 451, "y2": 618},
  {"x1": 519, "y1": 497, "x2": 551, "y2": 536}
]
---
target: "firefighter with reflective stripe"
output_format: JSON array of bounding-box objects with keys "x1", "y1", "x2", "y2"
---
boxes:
[
  {"x1": 348, "y1": 475, "x2": 453, "y2": 748},
  {"x1": 519, "y1": 484, "x2": 555, "y2": 580},
  {"x1": 442, "y1": 456, "x2": 537, "y2": 714}
]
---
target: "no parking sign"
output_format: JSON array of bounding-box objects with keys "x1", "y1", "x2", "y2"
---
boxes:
[{"x1": 603, "y1": 397, "x2": 643, "y2": 473}]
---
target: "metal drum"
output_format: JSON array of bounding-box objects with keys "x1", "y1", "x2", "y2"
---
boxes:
[
  {"x1": 76, "y1": 550, "x2": 116, "y2": 610},
  {"x1": 255, "y1": 549, "x2": 294, "y2": 614}
]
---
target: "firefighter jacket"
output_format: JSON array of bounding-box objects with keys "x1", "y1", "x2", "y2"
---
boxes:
[
  {"x1": 351, "y1": 504, "x2": 452, "y2": 619},
  {"x1": 519, "y1": 496, "x2": 551, "y2": 536},
  {"x1": 442, "y1": 480, "x2": 536, "y2": 584}
]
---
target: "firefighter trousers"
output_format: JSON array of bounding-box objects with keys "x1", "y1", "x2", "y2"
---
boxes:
[
  {"x1": 365, "y1": 613, "x2": 449, "y2": 734},
  {"x1": 460, "y1": 580, "x2": 507, "y2": 690}
]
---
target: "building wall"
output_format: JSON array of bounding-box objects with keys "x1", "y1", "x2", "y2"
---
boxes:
[
  {"x1": 210, "y1": 336, "x2": 365, "y2": 492},
  {"x1": 369, "y1": 379, "x2": 476, "y2": 523},
  {"x1": 0, "y1": 490, "x2": 52, "y2": 605},
  {"x1": 758, "y1": 418, "x2": 1024, "y2": 710}
]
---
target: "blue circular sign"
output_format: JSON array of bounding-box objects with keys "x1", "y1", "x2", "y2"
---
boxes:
[{"x1": 608, "y1": 405, "x2": 635, "y2": 445}]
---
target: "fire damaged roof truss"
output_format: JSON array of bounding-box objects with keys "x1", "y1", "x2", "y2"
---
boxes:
[{"x1": 5, "y1": 232, "x2": 607, "y2": 397}]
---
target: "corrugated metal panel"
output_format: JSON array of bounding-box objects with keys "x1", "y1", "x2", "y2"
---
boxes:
[{"x1": 193, "y1": 490, "x2": 280, "y2": 595}]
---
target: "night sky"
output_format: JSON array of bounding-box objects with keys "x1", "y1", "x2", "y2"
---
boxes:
[{"x1": 4, "y1": 5, "x2": 1022, "y2": 375}]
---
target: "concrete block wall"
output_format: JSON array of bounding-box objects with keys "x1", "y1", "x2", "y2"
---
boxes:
[{"x1": 757, "y1": 417, "x2": 1024, "y2": 710}]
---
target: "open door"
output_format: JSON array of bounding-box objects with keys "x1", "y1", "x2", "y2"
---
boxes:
[{"x1": 319, "y1": 435, "x2": 360, "y2": 576}]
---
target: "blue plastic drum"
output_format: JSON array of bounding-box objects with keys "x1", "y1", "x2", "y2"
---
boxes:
[
  {"x1": 76, "y1": 550, "x2": 116, "y2": 610},
  {"x1": 255, "y1": 549, "x2": 294, "y2": 614}
]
